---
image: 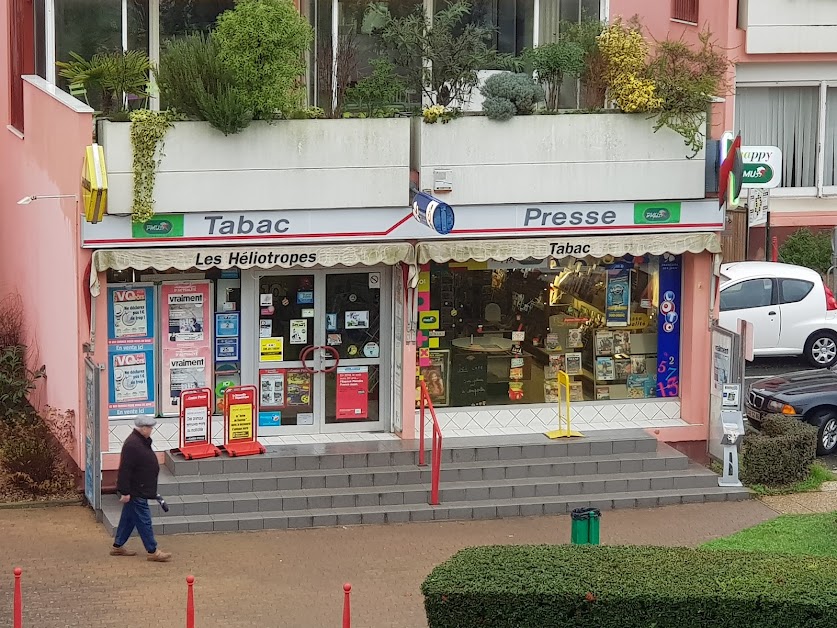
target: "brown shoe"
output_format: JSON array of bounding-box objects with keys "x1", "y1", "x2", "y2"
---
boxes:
[
  {"x1": 110, "y1": 546, "x2": 137, "y2": 557},
  {"x1": 147, "y1": 549, "x2": 172, "y2": 562}
]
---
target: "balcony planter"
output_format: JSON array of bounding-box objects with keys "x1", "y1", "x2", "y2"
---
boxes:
[
  {"x1": 98, "y1": 117, "x2": 412, "y2": 215},
  {"x1": 411, "y1": 112, "x2": 707, "y2": 206}
]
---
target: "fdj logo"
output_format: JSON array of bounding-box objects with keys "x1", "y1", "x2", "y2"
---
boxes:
[
  {"x1": 642, "y1": 208, "x2": 671, "y2": 223},
  {"x1": 633, "y1": 203, "x2": 681, "y2": 225},
  {"x1": 132, "y1": 214, "x2": 184, "y2": 239},
  {"x1": 742, "y1": 164, "x2": 773, "y2": 184},
  {"x1": 143, "y1": 220, "x2": 172, "y2": 234}
]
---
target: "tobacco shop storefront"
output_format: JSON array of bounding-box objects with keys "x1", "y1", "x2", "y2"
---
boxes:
[
  {"x1": 409, "y1": 200, "x2": 725, "y2": 440},
  {"x1": 87, "y1": 240, "x2": 415, "y2": 453}
]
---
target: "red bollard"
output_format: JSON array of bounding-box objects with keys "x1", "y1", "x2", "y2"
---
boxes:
[
  {"x1": 186, "y1": 575, "x2": 195, "y2": 628},
  {"x1": 342, "y1": 583, "x2": 352, "y2": 628},
  {"x1": 13, "y1": 567, "x2": 22, "y2": 628},
  {"x1": 771, "y1": 236, "x2": 779, "y2": 262}
]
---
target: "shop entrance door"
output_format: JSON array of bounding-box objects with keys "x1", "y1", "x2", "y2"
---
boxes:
[{"x1": 255, "y1": 269, "x2": 389, "y2": 434}]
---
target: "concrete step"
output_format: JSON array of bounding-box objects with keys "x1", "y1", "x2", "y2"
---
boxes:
[
  {"x1": 163, "y1": 431, "x2": 659, "y2": 476},
  {"x1": 158, "y1": 448, "x2": 689, "y2": 496},
  {"x1": 125, "y1": 465, "x2": 720, "y2": 518},
  {"x1": 102, "y1": 485, "x2": 752, "y2": 535}
]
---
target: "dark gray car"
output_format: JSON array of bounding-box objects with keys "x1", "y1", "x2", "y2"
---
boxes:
[{"x1": 746, "y1": 369, "x2": 837, "y2": 455}]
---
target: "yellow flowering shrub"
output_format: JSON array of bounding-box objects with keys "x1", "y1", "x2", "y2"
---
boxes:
[{"x1": 597, "y1": 19, "x2": 662, "y2": 113}]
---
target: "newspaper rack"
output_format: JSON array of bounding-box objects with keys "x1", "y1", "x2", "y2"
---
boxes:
[
  {"x1": 175, "y1": 388, "x2": 220, "y2": 460},
  {"x1": 220, "y1": 385, "x2": 265, "y2": 457},
  {"x1": 545, "y1": 370, "x2": 583, "y2": 439}
]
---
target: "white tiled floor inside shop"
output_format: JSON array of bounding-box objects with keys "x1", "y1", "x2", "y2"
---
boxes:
[{"x1": 107, "y1": 401, "x2": 689, "y2": 452}]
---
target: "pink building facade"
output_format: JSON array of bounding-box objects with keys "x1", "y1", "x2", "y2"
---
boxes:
[
  {"x1": 3, "y1": 0, "x2": 727, "y2": 486},
  {"x1": 612, "y1": 0, "x2": 837, "y2": 256}
]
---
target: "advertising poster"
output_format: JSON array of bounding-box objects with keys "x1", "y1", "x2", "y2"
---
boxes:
[
  {"x1": 215, "y1": 337, "x2": 239, "y2": 362},
  {"x1": 162, "y1": 348, "x2": 211, "y2": 415},
  {"x1": 657, "y1": 254, "x2": 682, "y2": 397},
  {"x1": 286, "y1": 369, "x2": 312, "y2": 406},
  {"x1": 162, "y1": 282, "x2": 210, "y2": 345},
  {"x1": 419, "y1": 350, "x2": 449, "y2": 407},
  {"x1": 260, "y1": 337, "x2": 284, "y2": 361},
  {"x1": 259, "y1": 369, "x2": 286, "y2": 408},
  {"x1": 107, "y1": 351, "x2": 155, "y2": 416},
  {"x1": 605, "y1": 264, "x2": 631, "y2": 327},
  {"x1": 107, "y1": 284, "x2": 156, "y2": 417},
  {"x1": 183, "y1": 406, "x2": 208, "y2": 443},
  {"x1": 228, "y1": 403, "x2": 253, "y2": 440},
  {"x1": 160, "y1": 282, "x2": 213, "y2": 416},
  {"x1": 336, "y1": 366, "x2": 369, "y2": 420},
  {"x1": 215, "y1": 313, "x2": 239, "y2": 338}
]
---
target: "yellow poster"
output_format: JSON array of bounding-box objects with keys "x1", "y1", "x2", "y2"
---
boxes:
[
  {"x1": 228, "y1": 403, "x2": 253, "y2": 441},
  {"x1": 259, "y1": 337, "x2": 284, "y2": 362}
]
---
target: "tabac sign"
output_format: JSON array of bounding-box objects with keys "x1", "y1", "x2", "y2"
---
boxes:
[{"x1": 81, "y1": 143, "x2": 108, "y2": 224}]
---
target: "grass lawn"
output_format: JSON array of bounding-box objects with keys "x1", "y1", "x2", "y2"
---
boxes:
[{"x1": 702, "y1": 512, "x2": 837, "y2": 558}]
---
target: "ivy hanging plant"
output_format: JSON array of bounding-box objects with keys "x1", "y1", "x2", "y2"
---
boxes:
[{"x1": 129, "y1": 109, "x2": 172, "y2": 223}]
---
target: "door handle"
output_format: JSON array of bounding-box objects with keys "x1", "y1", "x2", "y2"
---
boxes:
[{"x1": 768, "y1": 311, "x2": 777, "y2": 316}]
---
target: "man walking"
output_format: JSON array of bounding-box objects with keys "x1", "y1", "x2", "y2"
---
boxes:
[{"x1": 110, "y1": 416, "x2": 171, "y2": 562}]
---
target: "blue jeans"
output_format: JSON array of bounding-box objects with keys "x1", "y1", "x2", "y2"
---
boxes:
[{"x1": 113, "y1": 498, "x2": 158, "y2": 553}]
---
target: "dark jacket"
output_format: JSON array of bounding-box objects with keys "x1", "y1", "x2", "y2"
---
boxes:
[{"x1": 116, "y1": 429, "x2": 160, "y2": 499}]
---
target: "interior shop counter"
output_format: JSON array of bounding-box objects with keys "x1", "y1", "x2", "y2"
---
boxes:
[{"x1": 451, "y1": 336, "x2": 514, "y2": 353}]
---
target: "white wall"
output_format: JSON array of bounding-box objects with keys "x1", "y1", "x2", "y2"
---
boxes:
[
  {"x1": 100, "y1": 118, "x2": 411, "y2": 214},
  {"x1": 743, "y1": 0, "x2": 837, "y2": 54},
  {"x1": 414, "y1": 113, "x2": 706, "y2": 206}
]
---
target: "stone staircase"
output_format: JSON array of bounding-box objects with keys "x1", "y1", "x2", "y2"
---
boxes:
[{"x1": 100, "y1": 429, "x2": 751, "y2": 535}]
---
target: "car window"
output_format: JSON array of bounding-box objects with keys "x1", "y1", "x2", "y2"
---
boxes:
[
  {"x1": 780, "y1": 279, "x2": 814, "y2": 304},
  {"x1": 719, "y1": 278, "x2": 773, "y2": 311}
]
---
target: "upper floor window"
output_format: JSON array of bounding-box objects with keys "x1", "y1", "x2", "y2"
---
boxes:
[
  {"x1": 672, "y1": 0, "x2": 699, "y2": 24},
  {"x1": 8, "y1": 0, "x2": 34, "y2": 132},
  {"x1": 736, "y1": 85, "x2": 837, "y2": 193}
]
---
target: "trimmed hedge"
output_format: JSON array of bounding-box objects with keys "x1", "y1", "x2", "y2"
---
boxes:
[
  {"x1": 422, "y1": 545, "x2": 837, "y2": 628},
  {"x1": 741, "y1": 414, "x2": 816, "y2": 486}
]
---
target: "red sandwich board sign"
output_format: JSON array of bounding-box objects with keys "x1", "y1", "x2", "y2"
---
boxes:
[
  {"x1": 221, "y1": 385, "x2": 265, "y2": 457},
  {"x1": 176, "y1": 388, "x2": 219, "y2": 460}
]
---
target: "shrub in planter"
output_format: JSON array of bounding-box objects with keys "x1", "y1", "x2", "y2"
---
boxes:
[
  {"x1": 214, "y1": 0, "x2": 313, "y2": 120},
  {"x1": 156, "y1": 32, "x2": 253, "y2": 135},
  {"x1": 422, "y1": 544, "x2": 837, "y2": 628},
  {"x1": 741, "y1": 414, "x2": 816, "y2": 487},
  {"x1": 481, "y1": 73, "x2": 544, "y2": 121}
]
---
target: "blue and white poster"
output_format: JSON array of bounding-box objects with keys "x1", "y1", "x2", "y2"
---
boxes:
[
  {"x1": 215, "y1": 312, "x2": 240, "y2": 338},
  {"x1": 107, "y1": 284, "x2": 156, "y2": 416},
  {"x1": 215, "y1": 337, "x2": 240, "y2": 362},
  {"x1": 656, "y1": 254, "x2": 682, "y2": 398},
  {"x1": 605, "y1": 264, "x2": 631, "y2": 326}
]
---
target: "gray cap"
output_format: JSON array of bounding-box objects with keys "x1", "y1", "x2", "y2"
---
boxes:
[{"x1": 134, "y1": 416, "x2": 158, "y2": 428}]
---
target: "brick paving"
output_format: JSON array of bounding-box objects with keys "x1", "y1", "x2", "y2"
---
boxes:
[{"x1": 0, "y1": 501, "x2": 776, "y2": 627}]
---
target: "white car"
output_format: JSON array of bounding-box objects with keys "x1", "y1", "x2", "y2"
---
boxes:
[{"x1": 719, "y1": 261, "x2": 837, "y2": 368}]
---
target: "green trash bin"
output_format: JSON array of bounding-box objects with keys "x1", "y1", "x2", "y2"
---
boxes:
[{"x1": 570, "y1": 507, "x2": 601, "y2": 545}]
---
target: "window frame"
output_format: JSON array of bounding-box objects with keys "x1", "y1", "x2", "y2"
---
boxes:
[
  {"x1": 779, "y1": 278, "x2": 814, "y2": 305},
  {"x1": 8, "y1": 0, "x2": 35, "y2": 133},
  {"x1": 735, "y1": 80, "x2": 837, "y2": 197},
  {"x1": 671, "y1": 0, "x2": 699, "y2": 25},
  {"x1": 719, "y1": 277, "x2": 776, "y2": 312}
]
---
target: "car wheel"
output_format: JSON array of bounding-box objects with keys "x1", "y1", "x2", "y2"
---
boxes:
[
  {"x1": 811, "y1": 410, "x2": 837, "y2": 456},
  {"x1": 804, "y1": 332, "x2": 837, "y2": 368}
]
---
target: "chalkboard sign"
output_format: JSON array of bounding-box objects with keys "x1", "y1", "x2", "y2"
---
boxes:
[{"x1": 450, "y1": 351, "x2": 488, "y2": 407}]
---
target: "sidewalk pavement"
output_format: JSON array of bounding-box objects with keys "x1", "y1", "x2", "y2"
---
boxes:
[
  {"x1": 760, "y1": 481, "x2": 837, "y2": 514},
  {"x1": 0, "y1": 501, "x2": 777, "y2": 628}
]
